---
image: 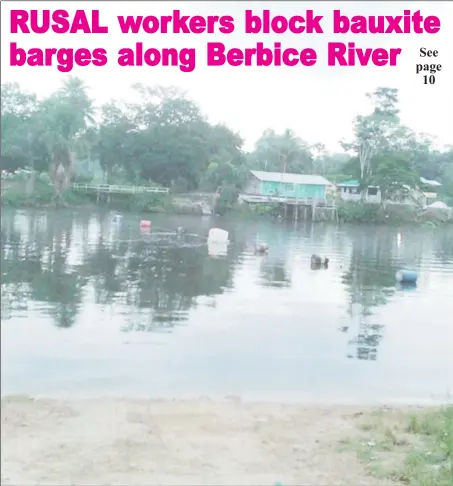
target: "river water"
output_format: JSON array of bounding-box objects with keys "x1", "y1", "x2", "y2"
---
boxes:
[{"x1": 1, "y1": 208, "x2": 452, "y2": 404}]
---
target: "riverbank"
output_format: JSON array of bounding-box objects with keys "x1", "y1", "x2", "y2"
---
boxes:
[
  {"x1": 1, "y1": 397, "x2": 452, "y2": 486},
  {"x1": 1, "y1": 180, "x2": 452, "y2": 225},
  {"x1": 0, "y1": 179, "x2": 174, "y2": 213}
]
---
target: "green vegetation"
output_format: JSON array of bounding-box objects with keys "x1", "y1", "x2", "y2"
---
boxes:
[
  {"x1": 340, "y1": 405, "x2": 453, "y2": 485},
  {"x1": 1, "y1": 79, "x2": 452, "y2": 219},
  {"x1": 1, "y1": 171, "x2": 175, "y2": 213},
  {"x1": 337, "y1": 201, "x2": 427, "y2": 224},
  {"x1": 338, "y1": 202, "x2": 381, "y2": 223}
]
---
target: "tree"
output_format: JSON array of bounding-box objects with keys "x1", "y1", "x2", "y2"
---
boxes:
[
  {"x1": 345, "y1": 87, "x2": 401, "y2": 153},
  {"x1": 124, "y1": 85, "x2": 209, "y2": 189},
  {"x1": 0, "y1": 83, "x2": 52, "y2": 193},
  {"x1": 370, "y1": 155, "x2": 418, "y2": 206},
  {"x1": 199, "y1": 124, "x2": 246, "y2": 191},
  {"x1": 341, "y1": 87, "x2": 424, "y2": 200},
  {"x1": 1, "y1": 83, "x2": 39, "y2": 171},
  {"x1": 2, "y1": 78, "x2": 451, "y2": 214},
  {"x1": 251, "y1": 129, "x2": 313, "y2": 174},
  {"x1": 97, "y1": 101, "x2": 136, "y2": 182},
  {"x1": 1, "y1": 82, "x2": 37, "y2": 118},
  {"x1": 33, "y1": 76, "x2": 96, "y2": 203}
]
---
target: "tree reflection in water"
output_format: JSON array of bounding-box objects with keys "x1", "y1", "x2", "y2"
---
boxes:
[
  {"x1": 3, "y1": 210, "x2": 452, "y2": 357},
  {"x1": 1, "y1": 210, "x2": 241, "y2": 332},
  {"x1": 342, "y1": 229, "x2": 407, "y2": 361},
  {"x1": 433, "y1": 229, "x2": 453, "y2": 265},
  {"x1": 1, "y1": 212, "x2": 87, "y2": 328}
]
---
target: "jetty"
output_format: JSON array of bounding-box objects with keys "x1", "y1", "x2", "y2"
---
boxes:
[
  {"x1": 72, "y1": 183, "x2": 169, "y2": 195},
  {"x1": 72, "y1": 183, "x2": 169, "y2": 203}
]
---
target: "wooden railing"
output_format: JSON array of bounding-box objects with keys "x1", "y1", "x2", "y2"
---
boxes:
[
  {"x1": 72, "y1": 183, "x2": 169, "y2": 195},
  {"x1": 238, "y1": 193, "x2": 330, "y2": 206}
]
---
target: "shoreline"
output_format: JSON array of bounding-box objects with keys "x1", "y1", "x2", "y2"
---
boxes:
[
  {"x1": 2, "y1": 181, "x2": 452, "y2": 225},
  {"x1": 2, "y1": 392, "x2": 451, "y2": 407},
  {"x1": 2, "y1": 202, "x2": 451, "y2": 227},
  {"x1": 2, "y1": 396, "x2": 451, "y2": 485}
]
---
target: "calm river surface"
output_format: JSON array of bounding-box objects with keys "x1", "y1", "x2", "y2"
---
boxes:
[{"x1": 1, "y1": 208, "x2": 453, "y2": 404}]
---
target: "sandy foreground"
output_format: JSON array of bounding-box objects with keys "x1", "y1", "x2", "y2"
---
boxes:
[{"x1": 1, "y1": 396, "x2": 403, "y2": 486}]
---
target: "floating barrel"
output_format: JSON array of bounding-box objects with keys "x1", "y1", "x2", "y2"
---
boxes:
[
  {"x1": 395, "y1": 270, "x2": 418, "y2": 284},
  {"x1": 396, "y1": 281, "x2": 417, "y2": 291},
  {"x1": 140, "y1": 220, "x2": 152, "y2": 228},
  {"x1": 208, "y1": 228, "x2": 229, "y2": 243},
  {"x1": 208, "y1": 241, "x2": 228, "y2": 258}
]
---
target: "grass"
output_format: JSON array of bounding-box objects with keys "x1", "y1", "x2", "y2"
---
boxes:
[{"x1": 339, "y1": 405, "x2": 453, "y2": 485}]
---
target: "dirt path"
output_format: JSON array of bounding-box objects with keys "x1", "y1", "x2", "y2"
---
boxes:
[{"x1": 1, "y1": 396, "x2": 396, "y2": 486}]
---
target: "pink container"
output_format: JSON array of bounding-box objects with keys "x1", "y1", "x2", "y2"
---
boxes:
[{"x1": 140, "y1": 220, "x2": 152, "y2": 228}]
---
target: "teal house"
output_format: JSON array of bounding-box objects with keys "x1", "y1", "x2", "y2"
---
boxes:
[{"x1": 242, "y1": 170, "x2": 332, "y2": 202}]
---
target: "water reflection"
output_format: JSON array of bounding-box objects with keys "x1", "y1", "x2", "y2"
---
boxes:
[
  {"x1": 1, "y1": 210, "x2": 453, "y2": 401},
  {"x1": 340, "y1": 229, "x2": 400, "y2": 361},
  {"x1": 1, "y1": 210, "x2": 243, "y2": 332},
  {"x1": 433, "y1": 229, "x2": 453, "y2": 264},
  {"x1": 259, "y1": 257, "x2": 291, "y2": 288}
]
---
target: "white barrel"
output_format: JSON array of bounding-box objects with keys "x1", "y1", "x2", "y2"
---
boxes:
[
  {"x1": 208, "y1": 241, "x2": 228, "y2": 257},
  {"x1": 208, "y1": 228, "x2": 229, "y2": 243}
]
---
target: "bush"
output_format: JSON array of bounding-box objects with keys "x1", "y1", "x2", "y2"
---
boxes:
[
  {"x1": 214, "y1": 184, "x2": 239, "y2": 215},
  {"x1": 73, "y1": 174, "x2": 93, "y2": 184},
  {"x1": 338, "y1": 202, "x2": 381, "y2": 223},
  {"x1": 129, "y1": 193, "x2": 173, "y2": 212},
  {"x1": 38, "y1": 172, "x2": 52, "y2": 184},
  {"x1": 1, "y1": 178, "x2": 55, "y2": 207}
]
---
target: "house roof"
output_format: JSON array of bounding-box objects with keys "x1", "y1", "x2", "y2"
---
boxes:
[
  {"x1": 337, "y1": 179, "x2": 360, "y2": 187},
  {"x1": 428, "y1": 201, "x2": 448, "y2": 209},
  {"x1": 339, "y1": 178, "x2": 442, "y2": 189},
  {"x1": 250, "y1": 170, "x2": 332, "y2": 186},
  {"x1": 420, "y1": 177, "x2": 441, "y2": 187}
]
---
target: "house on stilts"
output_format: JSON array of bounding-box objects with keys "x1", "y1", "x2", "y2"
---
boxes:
[{"x1": 238, "y1": 170, "x2": 337, "y2": 221}]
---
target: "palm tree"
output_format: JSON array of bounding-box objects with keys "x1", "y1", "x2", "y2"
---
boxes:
[
  {"x1": 254, "y1": 129, "x2": 313, "y2": 174},
  {"x1": 39, "y1": 77, "x2": 96, "y2": 204}
]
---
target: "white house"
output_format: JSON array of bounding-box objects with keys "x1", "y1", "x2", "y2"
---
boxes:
[
  {"x1": 337, "y1": 178, "x2": 441, "y2": 207},
  {"x1": 337, "y1": 180, "x2": 381, "y2": 203}
]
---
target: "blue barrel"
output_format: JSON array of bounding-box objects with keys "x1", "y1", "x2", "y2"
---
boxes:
[
  {"x1": 395, "y1": 270, "x2": 418, "y2": 283},
  {"x1": 397, "y1": 281, "x2": 417, "y2": 291}
]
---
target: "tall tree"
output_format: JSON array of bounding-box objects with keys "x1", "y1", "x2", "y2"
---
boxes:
[
  {"x1": 38, "y1": 76, "x2": 95, "y2": 203},
  {"x1": 252, "y1": 129, "x2": 313, "y2": 174},
  {"x1": 341, "y1": 87, "x2": 422, "y2": 201},
  {"x1": 2, "y1": 78, "x2": 451, "y2": 211}
]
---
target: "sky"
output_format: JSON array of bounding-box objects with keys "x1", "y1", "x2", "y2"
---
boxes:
[{"x1": 1, "y1": 1, "x2": 452, "y2": 152}]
